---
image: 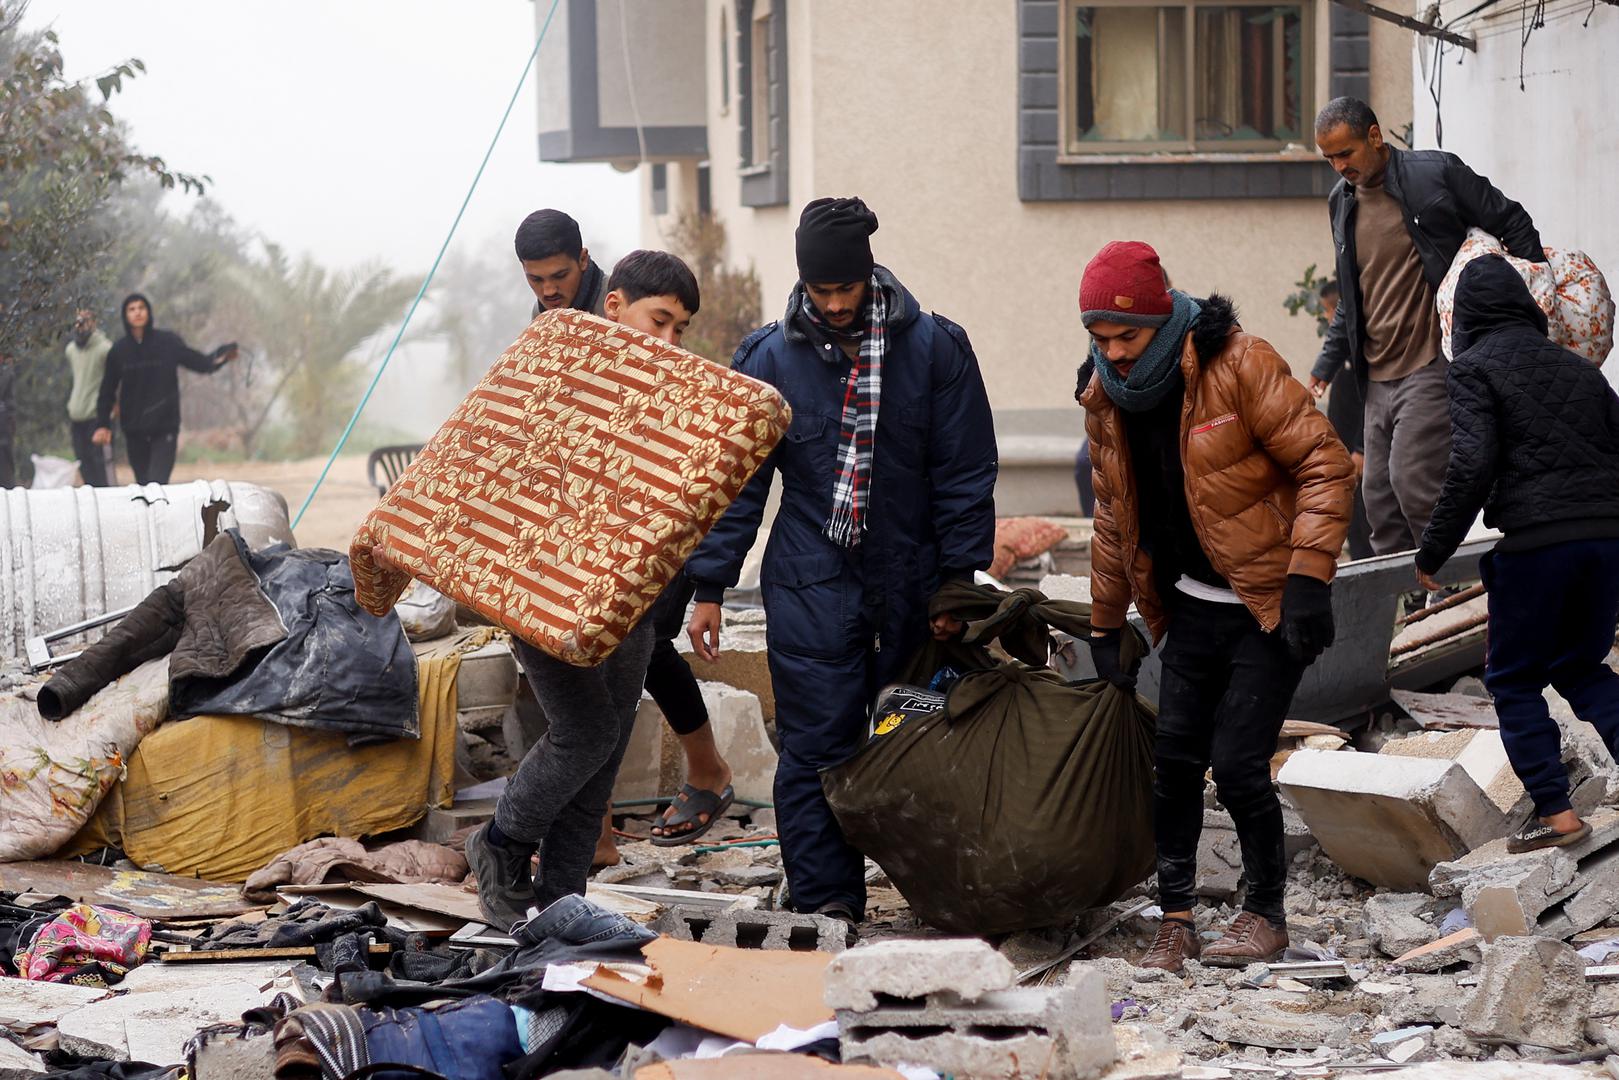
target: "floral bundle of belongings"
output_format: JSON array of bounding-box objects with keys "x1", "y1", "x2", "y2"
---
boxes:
[
  {"x1": 822, "y1": 580, "x2": 1157, "y2": 935},
  {"x1": 351, "y1": 309, "x2": 792, "y2": 666},
  {"x1": 1437, "y1": 227, "x2": 1614, "y2": 364},
  {"x1": 1, "y1": 899, "x2": 150, "y2": 987}
]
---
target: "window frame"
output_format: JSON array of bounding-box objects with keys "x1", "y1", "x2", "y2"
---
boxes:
[
  {"x1": 1057, "y1": 0, "x2": 1316, "y2": 159},
  {"x1": 735, "y1": 0, "x2": 789, "y2": 206}
]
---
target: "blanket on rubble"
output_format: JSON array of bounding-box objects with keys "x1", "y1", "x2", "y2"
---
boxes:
[{"x1": 39, "y1": 529, "x2": 418, "y2": 742}]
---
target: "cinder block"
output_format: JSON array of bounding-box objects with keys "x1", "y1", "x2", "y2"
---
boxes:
[
  {"x1": 653, "y1": 905, "x2": 849, "y2": 953},
  {"x1": 1278, "y1": 749, "x2": 1509, "y2": 891},
  {"x1": 838, "y1": 969, "x2": 1116, "y2": 1080},
  {"x1": 190, "y1": 1031, "x2": 275, "y2": 1080},
  {"x1": 824, "y1": 938, "x2": 1015, "y2": 1011}
]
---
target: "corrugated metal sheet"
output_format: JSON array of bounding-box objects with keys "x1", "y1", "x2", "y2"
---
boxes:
[{"x1": 0, "y1": 481, "x2": 295, "y2": 659}]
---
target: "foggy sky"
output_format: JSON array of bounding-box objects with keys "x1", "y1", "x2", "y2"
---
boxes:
[{"x1": 26, "y1": 0, "x2": 641, "y2": 274}]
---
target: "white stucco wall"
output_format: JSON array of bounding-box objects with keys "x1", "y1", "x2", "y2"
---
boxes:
[
  {"x1": 643, "y1": 0, "x2": 1416, "y2": 410},
  {"x1": 1413, "y1": 5, "x2": 1619, "y2": 282}
]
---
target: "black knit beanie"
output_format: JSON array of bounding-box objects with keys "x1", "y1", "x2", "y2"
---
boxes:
[{"x1": 795, "y1": 197, "x2": 879, "y2": 284}]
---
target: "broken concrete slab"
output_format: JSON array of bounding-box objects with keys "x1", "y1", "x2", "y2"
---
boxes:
[
  {"x1": 838, "y1": 968, "x2": 1115, "y2": 1080},
  {"x1": 115, "y1": 961, "x2": 297, "y2": 996},
  {"x1": 1392, "y1": 690, "x2": 1501, "y2": 730},
  {"x1": 1462, "y1": 936, "x2": 1591, "y2": 1052},
  {"x1": 1431, "y1": 807, "x2": 1619, "y2": 940},
  {"x1": 0, "y1": 977, "x2": 108, "y2": 1027},
  {"x1": 57, "y1": 983, "x2": 267, "y2": 1064},
  {"x1": 0, "y1": 1038, "x2": 45, "y2": 1080},
  {"x1": 1196, "y1": 1002, "x2": 1345, "y2": 1050},
  {"x1": 824, "y1": 938, "x2": 1015, "y2": 1011},
  {"x1": 1102, "y1": 1025, "x2": 1183, "y2": 1080},
  {"x1": 189, "y1": 1030, "x2": 276, "y2": 1080},
  {"x1": 1391, "y1": 928, "x2": 1484, "y2": 973},
  {"x1": 653, "y1": 906, "x2": 850, "y2": 953},
  {"x1": 1277, "y1": 749, "x2": 1510, "y2": 891},
  {"x1": 1364, "y1": 893, "x2": 1437, "y2": 957},
  {"x1": 1382, "y1": 729, "x2": 1527, "y2": 817}
]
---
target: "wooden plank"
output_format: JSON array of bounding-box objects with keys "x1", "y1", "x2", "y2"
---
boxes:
[
  {"x1": 0, "y1": 861, "x2": 258, "y2": 920},
  {"x1": 348, "y1": 882, "x2": 486, "y2": 923},
  {"x1": 159, "y1": 943, "x2": 391, "y2": 963}
]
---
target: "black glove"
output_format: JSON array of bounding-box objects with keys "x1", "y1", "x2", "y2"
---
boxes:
[
  {"x1": 1280, "y1": 574, "x2": 1335, "y2": 664},
  {"x1": 1089, "y1": 628, "x2": 1139, "y2": 691}
]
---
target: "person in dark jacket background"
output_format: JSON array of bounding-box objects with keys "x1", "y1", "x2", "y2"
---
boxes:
[
  {"x1": 1416, "y1": 255, "x2": 1619, "y2": 855},
  {"x1": 93, "y1": 294, "x2": 237, "y2": 485},
  {"x1": 1310, "y1": 97, "x2": 1543, "y2": 561},
  {"x1": 685, "y1": 197, "x2": 998, "y2": 926}
]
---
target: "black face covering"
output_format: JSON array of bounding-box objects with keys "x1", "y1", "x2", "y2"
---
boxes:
[{"x1": 1451, "y1": 254, "x2": 1549, "y2": 354}]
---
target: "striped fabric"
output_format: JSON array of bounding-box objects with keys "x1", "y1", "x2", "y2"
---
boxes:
[{"x1": 351, "y1": 310, "x2": 790, "y2": 666}]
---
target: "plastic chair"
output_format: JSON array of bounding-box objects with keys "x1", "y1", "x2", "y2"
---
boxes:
[{"x1": 367, "y1": 444, "x2": 424, "y2": 497}]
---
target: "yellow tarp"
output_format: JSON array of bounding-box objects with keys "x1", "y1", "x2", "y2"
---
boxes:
[{"x1": 67, "y1": 652, "x2": 460, "y2": 883}]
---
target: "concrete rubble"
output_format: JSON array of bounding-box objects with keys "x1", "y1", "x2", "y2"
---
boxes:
[
  {"x1": 829, "y1": 939, "x2": 1116, "y2": 1079},
  {"x1": 652, "y1": 904, "x2": 851, "y2": 953},
  {"x1": 1431, "y1": 807, "x2": 1619, "y2": 940},
  {"x1": 1461, "y1": 936, "x2": 1591, "y2": 1051}
]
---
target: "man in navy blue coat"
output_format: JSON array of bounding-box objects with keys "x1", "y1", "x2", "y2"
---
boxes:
[{"x1": 685, "y1": 197, "x2": 998, "y2": 925}]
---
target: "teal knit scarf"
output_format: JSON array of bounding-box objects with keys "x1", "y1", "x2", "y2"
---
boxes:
[{"x1": 1091, "y1": 291, "x2": 1201, "y2": 413}]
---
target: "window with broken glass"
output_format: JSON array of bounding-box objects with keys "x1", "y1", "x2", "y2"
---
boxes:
[{"x1": 1061, "y1": 0, "x2": 1313, "y2": 155}]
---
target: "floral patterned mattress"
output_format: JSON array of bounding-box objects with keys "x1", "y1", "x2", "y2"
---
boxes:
[{"x1": 351, "y1": 309, "x2": 790, "y2": 666}]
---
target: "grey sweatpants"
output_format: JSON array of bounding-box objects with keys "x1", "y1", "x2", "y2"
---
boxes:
[
  {"x1": 494, "y1": 621, "x2": 655, "y2": 908},
  {"x1": 1362, "y1": 357, "x2": 1452, "y2": 556}
]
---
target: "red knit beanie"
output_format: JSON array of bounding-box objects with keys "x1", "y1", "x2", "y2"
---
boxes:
[{"x1": 1079, "y1": 241, "x2": 1174, "y2": 328}]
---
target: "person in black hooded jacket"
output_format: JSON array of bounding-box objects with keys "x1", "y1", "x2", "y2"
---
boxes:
[
  {"x1": 92, "y1": 293, "x2": 238, "y2": 484},
  {"x1": 1416, "y1": 254, "x2": 1619, "y2": 855}
]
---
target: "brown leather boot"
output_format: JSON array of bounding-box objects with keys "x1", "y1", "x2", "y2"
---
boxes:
[
  {"x1": 1137, "y1": 917, "x2": 1200, "y2": 973},
  {"x1": 1201, "y1": 911, "x2": 1289, "y2": 967}
]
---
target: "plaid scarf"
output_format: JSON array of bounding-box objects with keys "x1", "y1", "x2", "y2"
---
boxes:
[{"x1": 800, "y1": 275, "x2": 888, "y2": 548}]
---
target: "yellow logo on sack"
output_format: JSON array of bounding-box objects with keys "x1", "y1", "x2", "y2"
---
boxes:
[{"x1": 875, "y1": 712, "x2": 906, "y2": 736}]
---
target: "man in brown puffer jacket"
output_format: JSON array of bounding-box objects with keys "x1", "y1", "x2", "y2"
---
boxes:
[{"x1": 1077, "y1": 241, "x2": 1354, "y2": 972}]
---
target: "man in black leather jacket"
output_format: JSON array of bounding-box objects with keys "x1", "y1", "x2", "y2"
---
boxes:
[{"x1": 1309, "y1": 97, "x2": 1543, "y2": 559}]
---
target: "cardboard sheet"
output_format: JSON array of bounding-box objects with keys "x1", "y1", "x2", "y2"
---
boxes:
[
  {"x1": 66, "y1": 651, "x2": 461, "y2": 882},
  {"x1": 583, "y1": 937, "x2": 833, "y2": 1044}
]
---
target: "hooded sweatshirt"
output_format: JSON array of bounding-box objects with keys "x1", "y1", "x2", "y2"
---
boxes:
[
  {"x1": 1416, "y1": 256, "x2": 1619, "y2": 573},
  {"x1": 97, "y1": 293, "x2": 227, "y2": 436}
]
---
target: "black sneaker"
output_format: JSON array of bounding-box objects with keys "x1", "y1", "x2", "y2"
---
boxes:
[{"x1": 465, "y1": 822, "x2": 536, "y2": 932}]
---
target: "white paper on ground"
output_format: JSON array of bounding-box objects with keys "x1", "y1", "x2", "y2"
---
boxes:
[{"x1": 754, "y1": 1020, "x2": 840, "y2": 1051}]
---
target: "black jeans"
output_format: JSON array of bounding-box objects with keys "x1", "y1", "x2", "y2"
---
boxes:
[
  {"x1": 1155, "y1": 593, "x2": 1305, "y2": 923},
  {"x1": 1482, "y1": 538, "x2": 1619, "y2": 817},
  {"x1": 125, "y1": 430, "x2": 178, "y2": 485},
  {"x1": 71, "y1": 420, "x2": 109, "y2": 487}
]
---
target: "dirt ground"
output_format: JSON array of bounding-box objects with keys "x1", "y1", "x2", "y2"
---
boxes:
[{"x1": 168, "y1": 455, "x2": 380, "y2": 552}]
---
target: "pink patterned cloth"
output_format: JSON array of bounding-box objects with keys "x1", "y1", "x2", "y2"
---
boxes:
[
  {"x1": 15, "y1": 903, "x2": 151, "y2": 986},
  {"x1": 1438, "y1": 228, "x2": 1615, "y2": 365}
]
